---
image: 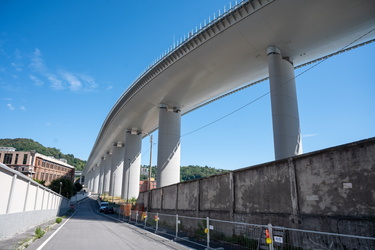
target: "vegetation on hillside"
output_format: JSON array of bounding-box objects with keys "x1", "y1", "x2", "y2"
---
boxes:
[
  {"x1": 141, "y1": 164, "x2": 228, "y2": 182},
  {"x1": 0, "y1": 138, "x2": 86, "y2": 171},
  {"x1": 180, "y1": 165, "x2": 228, "y2": 181}
]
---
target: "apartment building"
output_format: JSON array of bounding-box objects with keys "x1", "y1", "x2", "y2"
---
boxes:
[
  {"x1": 0, "y1": 147, "x2": 75, "y2": 185},
  {"x1": 139, "y1": 178, "x2": 157, "y2": 192}
]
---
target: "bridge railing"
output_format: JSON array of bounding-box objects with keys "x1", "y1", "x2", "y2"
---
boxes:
[
  {"x1": 135, "y1": 0, "x2": 250, "y2": 84},
  {"x1": 117, "y1": 211, "x2": 375, "y2": 249},
  {"x1": 103, "y1": 0, "x2": 253, "y2": 134}
]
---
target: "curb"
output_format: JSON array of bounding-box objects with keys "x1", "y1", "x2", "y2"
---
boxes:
[{"x1": 16, "y1": 222, "x2": 58, "y2": 250}]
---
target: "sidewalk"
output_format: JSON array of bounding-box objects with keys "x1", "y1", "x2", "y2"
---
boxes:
[{"x1": 0, "y1": 218, "x2": 59, "y2": 250}]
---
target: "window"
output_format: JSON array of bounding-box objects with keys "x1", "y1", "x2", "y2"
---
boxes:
[
  {"x1": 3, "y1": 154, "x2": 13, "y2": 164},
  {"x1": 23, "y1": 154, "x2": 28, "y2": 164},
  {"x1": 15, "y1": 154, "x2": 19, "y2": 164},
  {"x1": 41, "y1": 173, "x2": 44, "y2": 180}
]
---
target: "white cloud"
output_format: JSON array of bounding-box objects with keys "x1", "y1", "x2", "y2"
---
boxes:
[
  {"x1": 20, "y1": 106, "x2": 26, "y2": 111},
  {"x1": 7, "y1": 103, "x2": 14, "y2": 111},
  {"x1": 11, "y1": 62, "x2": 22, "y2": 71},
  {"x1": 77, "y1": 73, "x2": 98, "y2": 90},
  {"x1": 29, "y1": 48, "x2": 46, "y2": 73},
  {"x1": 47, "y1": 74, "x2": 64, "y2": 90},
  {"x1": 29, "y1": 75, "x2": 44, "y2": 86},
  {"x1": 60, "y1": 71, "x2": 82, "y2": 91},
  {"x1": 28, "y1": 48, "x2": 98, "y2": 92}
]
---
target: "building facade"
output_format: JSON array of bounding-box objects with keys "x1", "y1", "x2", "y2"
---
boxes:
[
  {"x1": 0, "y1": 147, "x2": 75, "y2": 185},
  {"x1": 139, "y1": 178, "x2": 157, "y2": 193}
]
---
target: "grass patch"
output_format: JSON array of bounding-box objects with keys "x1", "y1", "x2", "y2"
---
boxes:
[
  {"x1": 56, "y1": 217, "x2": 62, "y2": 223},
  {"x1": 35, "y1": 227, "x2": 45, "y2": 239}
]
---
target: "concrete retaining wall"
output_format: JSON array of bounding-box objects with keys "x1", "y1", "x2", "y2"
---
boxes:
[{"x1": 138, "y1": 138, "x2": 375, "y2": 236}]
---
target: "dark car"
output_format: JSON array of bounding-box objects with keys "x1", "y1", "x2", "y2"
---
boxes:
[{"x1": 104, "y1": 207, "x2": 114, "y2": 214}]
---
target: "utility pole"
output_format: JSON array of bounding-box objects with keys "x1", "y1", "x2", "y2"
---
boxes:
[
  {"x1": 148, "y1": 135, "x2": 153, "y2": 191},
  {"x1": 127, "y1": 159, "x2": 130, "y2": 204},
  {"x1": 147, "y1": 134, "x2": 153, "y2": 212}
]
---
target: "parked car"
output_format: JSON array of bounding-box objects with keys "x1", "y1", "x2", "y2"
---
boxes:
[
  {"x1": 104, "y1": 207, "x2": 114, "y2": 214},
  {"x1": 99, "y1": 202, "x2": 109, "y2": 212}
]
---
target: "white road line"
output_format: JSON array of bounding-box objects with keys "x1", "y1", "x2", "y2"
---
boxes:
[{"x1": 36, "y1": 210, "x2": 76, "y2": 250}]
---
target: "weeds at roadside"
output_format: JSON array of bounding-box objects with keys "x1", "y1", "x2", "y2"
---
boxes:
[{"x1": 35, "y1": 227, "x2": 45, "y2": 239}]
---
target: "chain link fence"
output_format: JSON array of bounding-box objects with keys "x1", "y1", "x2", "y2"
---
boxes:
[{"x1": 114, "y1": 209, "x2": 375, "y2": 249}]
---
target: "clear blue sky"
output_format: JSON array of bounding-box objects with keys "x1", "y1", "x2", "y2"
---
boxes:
[{"x1": 1, "y1": 1, "x2": 374, "y2": 170}]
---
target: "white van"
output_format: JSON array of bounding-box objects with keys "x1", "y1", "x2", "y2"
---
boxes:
[{"x1": 99, "y1": 201, "x2": 109, "y2": 212}]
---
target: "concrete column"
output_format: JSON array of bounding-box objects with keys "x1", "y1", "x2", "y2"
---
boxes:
[
  {"x1": 267, "y1": 46, "x2": 303, "y2": 160},
  {"x1": 88, "y1": 171, "x2": 93, "y2": 191},
  {"x1": 157, "y1": 104, "x2": 181, "y2": 188},
  {"x1": 90, "y1": 173, "x2": 94, "y2": 191},
  {"x1": 110, "y1": 145, "x2": 124, "y2": 197},
  {"x1": 98, "y1": 159, "x2": 105, "y2": 195},
  {"x1": 103, "y1": 151, "x2": 112, "y2": 195},
  {"x1": 93, "y1": 166, "x2": 100, "y2": 193},
  {"x1": 121, "y1": 130, "x2": 142, "y2": 201}
]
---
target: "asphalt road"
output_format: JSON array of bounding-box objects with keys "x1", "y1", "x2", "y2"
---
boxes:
[{"x1": 28, "y1": 197, "x2": 190, "y2": 250}]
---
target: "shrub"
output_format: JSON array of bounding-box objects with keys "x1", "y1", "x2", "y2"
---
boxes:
[
  {"x1": 35, "y1": 227, "x2": 45, "y2": 239},
  {"x1": 56, "y1": 218, "x2": 62, "y2": 224}
]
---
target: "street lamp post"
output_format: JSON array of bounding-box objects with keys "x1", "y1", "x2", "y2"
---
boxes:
[
  {"x1": 148, "y1": 135, "x2": 153, "y2": 191},
  {"x1": 127, "y1": 159, "x2": 130, "y2": 205},
  {"x1": 112, "y1": 173, "x2": 115, "y2": 203},
  {"x1": 59, "y1": 182, "x2": 62, "y2": 195}
]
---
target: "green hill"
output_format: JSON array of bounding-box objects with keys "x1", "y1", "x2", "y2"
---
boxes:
[
  {"x1": 141, "y1": 164, "x2": 228, "y2": 182},
  {"x1": 180, "y1": 165, "x2": 228, "y2": 181},
  {"x1": 0, "y1": 138, "x2": 86, "y2": 171}
]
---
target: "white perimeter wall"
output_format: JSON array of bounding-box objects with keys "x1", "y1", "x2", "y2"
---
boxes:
[{"x1": 0, "y1": 163, "x2": 70, "y2": 240}]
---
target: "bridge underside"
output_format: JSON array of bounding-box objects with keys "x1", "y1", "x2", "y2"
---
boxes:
[{"x1": 84, "y1": 0, "x2": 375, "y2": 198}]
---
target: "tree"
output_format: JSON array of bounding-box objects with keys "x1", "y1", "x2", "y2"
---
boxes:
[
  {"x1": 74, "y1": 182, "x2": 83, "y2": 192},
  {"x1": 33, "y1": 179, "x2": 46, "y2": 186},
  {"x1": 180, "y1": 165, "x2": 228, "y2": 181},
  {"x1": 49, "y1": 177, "x2": 76, "y2": 199}
]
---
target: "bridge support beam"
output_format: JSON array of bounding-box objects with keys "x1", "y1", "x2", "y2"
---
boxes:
[
  {"x1": 98, "y1": 158, "x2": 105, "y2": 194},
  {"x1": 267, "y1": 46, "x2": 303, "y2": 160},
  {"x1": 89, "y1": 171, "x2": 93, "y2": 191},
  {"x1": 86, "y1": 171, "x2": 91, "y2": 190},
  {"x1": 122, "y1": 130, "x2": 142, "y2": 201},
  {"x1": 93, "y1": 166, "x2": 100, "y2": 194},
  {"x1": 157, "y1": 104, "x2": 181, "y2": 188},
  {"x1": 103, "y1": 152, "x2": 112, "y2": 195},
  {"x1": 109, "y1": 145, "x2": 124, "y2": 197}
]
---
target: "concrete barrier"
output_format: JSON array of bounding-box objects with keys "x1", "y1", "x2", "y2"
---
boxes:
[
  {"x1": 138, "y1": 137, "x2": 375, "y2": 236},
  {"x1": 0, "y1": 163, "x2": 70, "y2": 240}
]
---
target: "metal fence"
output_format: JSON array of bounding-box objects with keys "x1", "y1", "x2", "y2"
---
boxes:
[{"x1": 114, "y1": 209, "x2": 375, "y2": 249}]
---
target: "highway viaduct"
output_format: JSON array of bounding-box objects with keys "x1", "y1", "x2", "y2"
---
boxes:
[{"x1": 82, "y1": 0, "x2": 375, "y2": 200}]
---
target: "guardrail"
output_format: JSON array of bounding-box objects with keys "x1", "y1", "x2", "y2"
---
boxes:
[{"x1": 115, "y1": 209, "x2": 375, "y2": 249}]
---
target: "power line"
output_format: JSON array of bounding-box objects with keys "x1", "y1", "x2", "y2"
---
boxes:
[{"x1": 182, "y1": 33, "x2": 375, "y2": 138}]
